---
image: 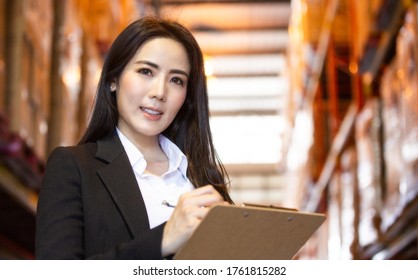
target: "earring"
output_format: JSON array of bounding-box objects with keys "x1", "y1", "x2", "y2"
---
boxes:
[{"x1": 110, "y1": 83, "x2": 116, "y2": 92}]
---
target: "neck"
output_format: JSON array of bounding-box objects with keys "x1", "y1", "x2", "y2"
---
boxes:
[
  {"x1": 132, "y1": 135, "x2": 168, "y2": 175},
  {"x1": 118, "y1": 128, "x2": 167, "y2": 162}
]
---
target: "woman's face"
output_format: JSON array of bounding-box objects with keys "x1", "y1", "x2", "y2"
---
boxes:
[{"x1": 115, "y1": 37, "x2": 190, "y2": 142}]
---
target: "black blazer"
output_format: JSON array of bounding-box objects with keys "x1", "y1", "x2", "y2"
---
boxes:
[{"x1": 35, "y1": 131, "x2": 165, "y2": 259}]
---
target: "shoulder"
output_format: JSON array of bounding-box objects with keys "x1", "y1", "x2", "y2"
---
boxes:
[
  {"x1": 47, "y1": 143, "x2": 97, "y2": 162},
  {"x1": 45, "y1": 143, "x2": 100, "y2": 174},
  {"x1": 42, "y1": 143, "x2": 102, "y2": 188}
]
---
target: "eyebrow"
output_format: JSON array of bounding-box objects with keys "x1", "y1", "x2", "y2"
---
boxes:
[{"x1": 135, "y1": 60, "x2": 189, "y2": 78}]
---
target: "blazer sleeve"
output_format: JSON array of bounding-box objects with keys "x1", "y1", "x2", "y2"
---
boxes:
[{"x1": 35, "y1": 146, "x2": 164, "y2": 260}]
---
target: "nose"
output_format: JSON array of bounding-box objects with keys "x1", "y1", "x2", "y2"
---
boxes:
[{"x1": 149, "y1": 76, "x2": 166, "y2": 101}]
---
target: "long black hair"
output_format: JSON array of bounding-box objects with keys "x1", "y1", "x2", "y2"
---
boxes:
[{"x1": 79, "y1": 17, "x2": 232, "y2": 202}]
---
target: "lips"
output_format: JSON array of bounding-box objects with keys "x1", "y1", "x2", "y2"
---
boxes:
[
  {"x1": 140, "y1": 106, "x2": 163, "y2": 120},
  {"x1": 141, "y1": 107, "x2": 162, "y2": 115}
]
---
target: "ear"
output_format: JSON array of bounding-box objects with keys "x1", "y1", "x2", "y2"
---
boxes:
[{"x1": 110, "y1": 81, "x2": 117, "y2": 92}]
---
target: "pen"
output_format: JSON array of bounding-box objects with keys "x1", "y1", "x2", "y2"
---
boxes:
[
  {"x1": 162, "y1": 200, "x2": 207, "y2": 208},
  {"x1": 162, "y1": 200, "x2": 177, "y2": 208}
]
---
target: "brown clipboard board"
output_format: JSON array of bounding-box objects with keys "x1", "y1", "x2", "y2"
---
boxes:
[{"x1": 174, "y1": 204, "x2": 326, "y2": 260}]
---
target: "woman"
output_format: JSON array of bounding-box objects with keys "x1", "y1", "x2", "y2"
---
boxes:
[{"x1": 36, "y1": 16, "x2": 232, "y2": 259}]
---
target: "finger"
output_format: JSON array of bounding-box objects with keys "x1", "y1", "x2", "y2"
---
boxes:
[
  {"x1": 186, "y1": 201, "x2": 230, "y2": 220},
  {"x1": 183, "y1": 185, "x2": 218, "y2": 198},
  {"x1": 189, "y1": 206, "x2": 209, "y2": 219},
  {"x1": 180, "y1": 191, "x2": 224, "y2": 208},
  {"x1": 192, "y1": 193, "x2": 224, "y2": 207}
]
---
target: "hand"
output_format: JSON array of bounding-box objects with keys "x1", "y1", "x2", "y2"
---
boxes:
[{"x1": 161, "y1": 185, "x2": 228, "y2": 257}]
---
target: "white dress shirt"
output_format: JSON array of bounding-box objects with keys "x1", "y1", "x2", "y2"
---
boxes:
[{"x1": 117, "y1": 128, "x2": 194, "y2": 229}]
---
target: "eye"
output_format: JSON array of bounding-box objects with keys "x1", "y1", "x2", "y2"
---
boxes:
[
  {"x1": 171, "y1": 77, "x2": 185, "y2": 86},
  {"x1": 137, "y1": 68, "x2": 153, "y2": 76}
]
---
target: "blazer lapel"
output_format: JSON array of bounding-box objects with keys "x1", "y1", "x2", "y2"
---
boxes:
[{"x1": 95, "y1": 131, "x2": 151, "y2": 237}]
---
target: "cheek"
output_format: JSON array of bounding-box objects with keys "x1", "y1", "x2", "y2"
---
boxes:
[
  {"x1": 118, "y1": 73, "x2": 144, "y2": 99},
  {"x1": 118, "y1": 81, "x2": 144, "y2": 106},
  {"x1": 116, "y1": 89, "x2": 142, "y2": 118}
]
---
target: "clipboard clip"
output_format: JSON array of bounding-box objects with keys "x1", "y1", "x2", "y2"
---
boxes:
[{"x1": 241, "y1": 202, "x2": 298, "y2": 212}]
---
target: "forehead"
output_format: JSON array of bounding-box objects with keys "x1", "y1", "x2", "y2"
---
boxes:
[{"x1": 131, "y1": 37, "x2": 190, "y2": 72}]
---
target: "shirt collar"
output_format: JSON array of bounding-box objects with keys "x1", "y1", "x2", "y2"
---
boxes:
[
  {"x1": 158, "y1": 134, "x2": 188, "y2": 177},
  {"x1": 116, "y1": 128, "x2": 188, "y2": 178},
  {"x1": 117, "y1": 128, "x2": 146, "y2": 174}
]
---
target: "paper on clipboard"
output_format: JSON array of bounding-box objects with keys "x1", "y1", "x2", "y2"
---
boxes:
[{"x1": 174, "y1": 204, "x2": 326, "y2": 260}]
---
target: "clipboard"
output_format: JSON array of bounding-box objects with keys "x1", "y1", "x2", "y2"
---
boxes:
[{"x1": 174, "y1": 204, "x2": 326, "y2": 260}]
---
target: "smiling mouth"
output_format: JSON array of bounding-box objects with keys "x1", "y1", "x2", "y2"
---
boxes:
[{"x1": 140, "y1": 107, "x2": 162, "y2": 115}]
